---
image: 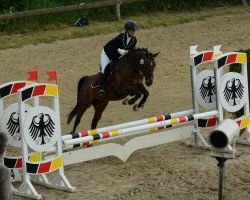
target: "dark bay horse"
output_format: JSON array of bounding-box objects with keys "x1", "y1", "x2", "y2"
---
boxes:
[{"x1": 67, "y1": 48, "x2": 159, "y2": 132}]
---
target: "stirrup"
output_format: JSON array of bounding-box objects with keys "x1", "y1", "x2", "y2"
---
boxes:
[{"x1": 98, "y1": 90, "x2": 105, "y2": 100}]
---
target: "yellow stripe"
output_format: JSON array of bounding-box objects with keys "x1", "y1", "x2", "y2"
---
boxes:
[
  {"x1": 45, "y1": 85, "x2": 58, "y2": 96},
  {"x1": 50, "y1": 156, "x2": 62, "y2": 171},
  {"x1": 148, "y1": 117, "x2": 155, "y2": 123},
  {"x1": 29, "y1": 152, "x2": 41, "y2": 162},
  {"x1": 90, "y1": 129, "x2": 98, "y2": 135},
  {"x1": 92, "y1": 140, "x2": 99, "y2": 144},
  {"x1": 111, "y1": 130, "x2": 119, "y2": 137},
  {"x1": 223, "y1": 112, "x2": 227, "y2": 120},
  {"x1": 26, "y1": 81, "x2": 35, "y2": 86},
  {"x1": 236, "y1": 53, "x2": 247, "y2": 64},
  {"x1": 170, "y1": 118, "x2": 179, "y2": 125},
  {"x1": 213, "y1": 53, "x2": 222, "y2": 59},
  {"x1": 149, "y1": 128, "x2": 157, "y2": 132},
  {"x1": 240, "y1": 116, "x2": 250, "y2": 129}
]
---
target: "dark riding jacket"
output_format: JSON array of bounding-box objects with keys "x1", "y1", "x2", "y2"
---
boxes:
[{"x1": 104, "y1": 33, "x2": 137, "y2": 61}]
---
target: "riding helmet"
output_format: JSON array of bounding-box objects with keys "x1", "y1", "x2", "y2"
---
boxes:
[{"x1": 124, "y1": 20, "x2": 138, "y2": 31}]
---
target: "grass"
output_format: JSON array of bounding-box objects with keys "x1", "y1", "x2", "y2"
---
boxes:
[{"x1": 0, "y1": 5, "x2": 249, "y2": 50}]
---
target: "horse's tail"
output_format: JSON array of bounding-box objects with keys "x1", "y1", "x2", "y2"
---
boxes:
[{"x1": 67, "y1": 76, "x2": 89, "y2": 124}]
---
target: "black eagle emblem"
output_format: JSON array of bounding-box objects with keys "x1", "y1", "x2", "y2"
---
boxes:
[
  {"x1": 199, "y1": 76, "x2": 216, "y2": 103},
  {"x1": 29, "y1": 113, "x2": 55, "y2": 145},
  {"x1": 6, "y1": 112, "x2": 20, "y2": 140},
  {"x1": 223, "y1": 78, "x2": 244, "y2": 106}
]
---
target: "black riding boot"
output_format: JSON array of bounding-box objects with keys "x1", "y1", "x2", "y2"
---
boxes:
[{"x1": 97, "y1": 72, "x2": 106, "y2": 100}]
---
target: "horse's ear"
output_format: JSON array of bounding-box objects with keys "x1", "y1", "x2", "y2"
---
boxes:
[{"x1": 153, "y1": 52, "x2": 160, "y2": 58}]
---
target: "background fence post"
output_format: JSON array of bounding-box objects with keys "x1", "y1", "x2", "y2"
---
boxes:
[
  {"x1": 242, "y1": 0, "x2": 248, "y2": 5},
  {"x1": 115, "y1": 0, "x2": 122, "y2": 20}
]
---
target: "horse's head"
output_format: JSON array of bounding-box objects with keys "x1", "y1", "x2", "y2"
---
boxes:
[{"x1": 139, "y1": 49, "x2": 160, "y2": 86}]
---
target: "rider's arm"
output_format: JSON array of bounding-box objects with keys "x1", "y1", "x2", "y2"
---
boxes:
[{"x1": 118, "y1": 48, "x2": 128, "y2": 56}]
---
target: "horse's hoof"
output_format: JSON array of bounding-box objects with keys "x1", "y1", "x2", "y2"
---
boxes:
[
  {"x1": 133, "y1": 104, "x2": 139, "y2": 111},
  {"x1": 122, "y1": 98, "x2": 129, "y2": 105}
]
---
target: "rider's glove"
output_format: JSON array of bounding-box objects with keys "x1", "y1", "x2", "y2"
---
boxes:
[{"x1": 118, "y1": 48, "x2": 128, "y2": 56}]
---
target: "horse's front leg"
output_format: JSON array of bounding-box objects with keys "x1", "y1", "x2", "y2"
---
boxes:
[
  {"x1": 122, "y1": 89, "x2": 141, "y2": 107},
  {"x1": 128, "y1": 90, "x2": 142, "y2": 105},
  {"x1": 134, "y1": 85, "x2": 149, "y2": 110}
]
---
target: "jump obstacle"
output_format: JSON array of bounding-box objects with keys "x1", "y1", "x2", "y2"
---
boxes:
[{"x1": 1, "y1": 45, "x2": 249, "y2": 199}]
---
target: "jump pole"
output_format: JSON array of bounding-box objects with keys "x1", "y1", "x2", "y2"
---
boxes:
[
  {"x1": 62, "y1": 126, "x2": 194, "y2": 165},
  {"x1": 60, "y1": 110, "x2": 217, "y2": 165},
  {"x1": 63, "y1": 110, "x2": 218, "y2": 147},
  {"x1": 47, "y1": 114, "x2": 196, "y2": 154},
  {"x1": 62, "y1": 109, "x2": 194, "y2": 141}
]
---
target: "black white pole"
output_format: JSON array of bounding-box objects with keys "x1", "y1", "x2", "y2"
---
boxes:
[
  {"x1": 213, "y1": 156, "x2": 232, "y2": 200},
  {"x1": 208, "y1": 119, "x2": 240, "y2": 200}
]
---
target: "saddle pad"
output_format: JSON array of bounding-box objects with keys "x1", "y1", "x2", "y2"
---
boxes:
[{"x1": 91, "y1": 72, "x2": 101, "y2": 88}]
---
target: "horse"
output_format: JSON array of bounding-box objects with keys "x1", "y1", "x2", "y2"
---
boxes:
[{"x1": 67, "y1": 48, "x2": 159, "y2": 133}]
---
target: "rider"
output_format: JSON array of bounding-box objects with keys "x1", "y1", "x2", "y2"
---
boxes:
[{"x1": 98, "y1": 20, "x2": 138, "y2": 100}]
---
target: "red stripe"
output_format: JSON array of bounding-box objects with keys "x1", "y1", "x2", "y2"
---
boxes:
[
  {"x1": 16, "y1": 158, "x2": 23, "y2": 168},
  {"x1": 202, "y1": 52, "x2": 213, "y2": 62},
  {"x1": 38, "y1": 161, "x2": 52, "y2": 173},
  {"x1": 80, "y1": 131, "x2": 89, "y2": 137},
  {"x1": 226, "y1": 54, "x2": 237, "y2": 65},
  {"x1": 32, "y1": 85, "x2": 46, "y2": 97},
  {"x1": 207, "y1": 118, "x2": 217, "y2": 127},
  {"x1": 82, "y1": 142, "x2": 89, "y2": 146},
  {"x1": 179, "y1": 116, "x2": 187, "y2": 123},
  {"x1": 102, "y1": 132, "x2": 110, "y2": 138},
  {"x1": 156, "y1": 115, "x2": 164, "y2": 122},
  {"x1": 11, "y1": 82, "x2": 26, "y2": 94},
  {"x1": 236, "y1": 120, "x2": 241, "y2": 127}
]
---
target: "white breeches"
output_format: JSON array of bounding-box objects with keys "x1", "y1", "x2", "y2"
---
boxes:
[{"x1": 100, "y1": 49, "x2": 111, "y2": 73}]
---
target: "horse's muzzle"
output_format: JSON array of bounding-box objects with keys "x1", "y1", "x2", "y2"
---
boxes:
[{"x1": 145, "y1": 76, "x2": 153, "y2": 86}]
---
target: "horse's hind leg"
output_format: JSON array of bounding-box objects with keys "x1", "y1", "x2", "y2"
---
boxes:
[
  {"x1": 91, "y1": 100, "x2": 109, "y2": 129},
  {"x1": 72, "y1": 105, "x2": 90, "y2": 133}
]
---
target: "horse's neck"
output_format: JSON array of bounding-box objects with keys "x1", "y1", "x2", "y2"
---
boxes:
[
  {"x1": 115, "y1": 58, "x2": 140, "y2": 77},
  {"x1": 118, "y1": 52, "x2": 142, "y2": 72}
]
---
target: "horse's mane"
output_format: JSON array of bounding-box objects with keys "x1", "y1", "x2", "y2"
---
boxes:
[
  {"x1": 130, "y1": 47, "x2": 149, "y2": 54},
  {"x1": 118, "y1": 47, "x2": 150, "y2": 63}
]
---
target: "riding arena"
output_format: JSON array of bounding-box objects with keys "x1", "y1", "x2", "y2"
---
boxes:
[{"x1": 0, "y1": 13, "x2": 250, "y2": 200}]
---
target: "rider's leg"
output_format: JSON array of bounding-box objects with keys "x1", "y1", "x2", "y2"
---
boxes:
[{"x1": 98, "y1": 49, "x2": 110, "y2": 100}]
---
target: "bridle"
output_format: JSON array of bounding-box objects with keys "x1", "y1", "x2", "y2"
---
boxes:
[{"x1": 139, "y1": 53, "x2": 156, "y2": 78}]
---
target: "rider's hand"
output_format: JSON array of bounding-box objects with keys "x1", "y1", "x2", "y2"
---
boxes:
[{"x1": 118, "y1": 48, "x2": 128, "y2": 55}]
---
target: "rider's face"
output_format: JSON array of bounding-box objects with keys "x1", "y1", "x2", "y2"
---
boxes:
[{"x1": 128, "y1": 30, "x2": 135, "y2": 37}]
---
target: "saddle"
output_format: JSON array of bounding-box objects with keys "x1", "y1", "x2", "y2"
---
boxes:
[{"x1": 91, "y1": 62, "x2": 115, "y2": 88}]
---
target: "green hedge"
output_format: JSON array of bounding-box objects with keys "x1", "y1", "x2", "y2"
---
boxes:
[
  {"x1": 0, "y1": 0, "x2": 244, "y2": 32},
  {"x1": 0, "y1": 0, "x2": 243, "y2": 13}
]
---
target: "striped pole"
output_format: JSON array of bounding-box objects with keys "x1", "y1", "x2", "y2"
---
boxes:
[
  {"x1": 62, "y1": 109, "x2": 194, "y2": 141},
  {"x1": 68, "y1": 119, "x2": 191, "y2": 147},
  {"x1": 63, "y1": 110, "x2": 218, "y2": 147},
  {"x1": 47, "y1": 119, "x2": 183, "y2": 154}
]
